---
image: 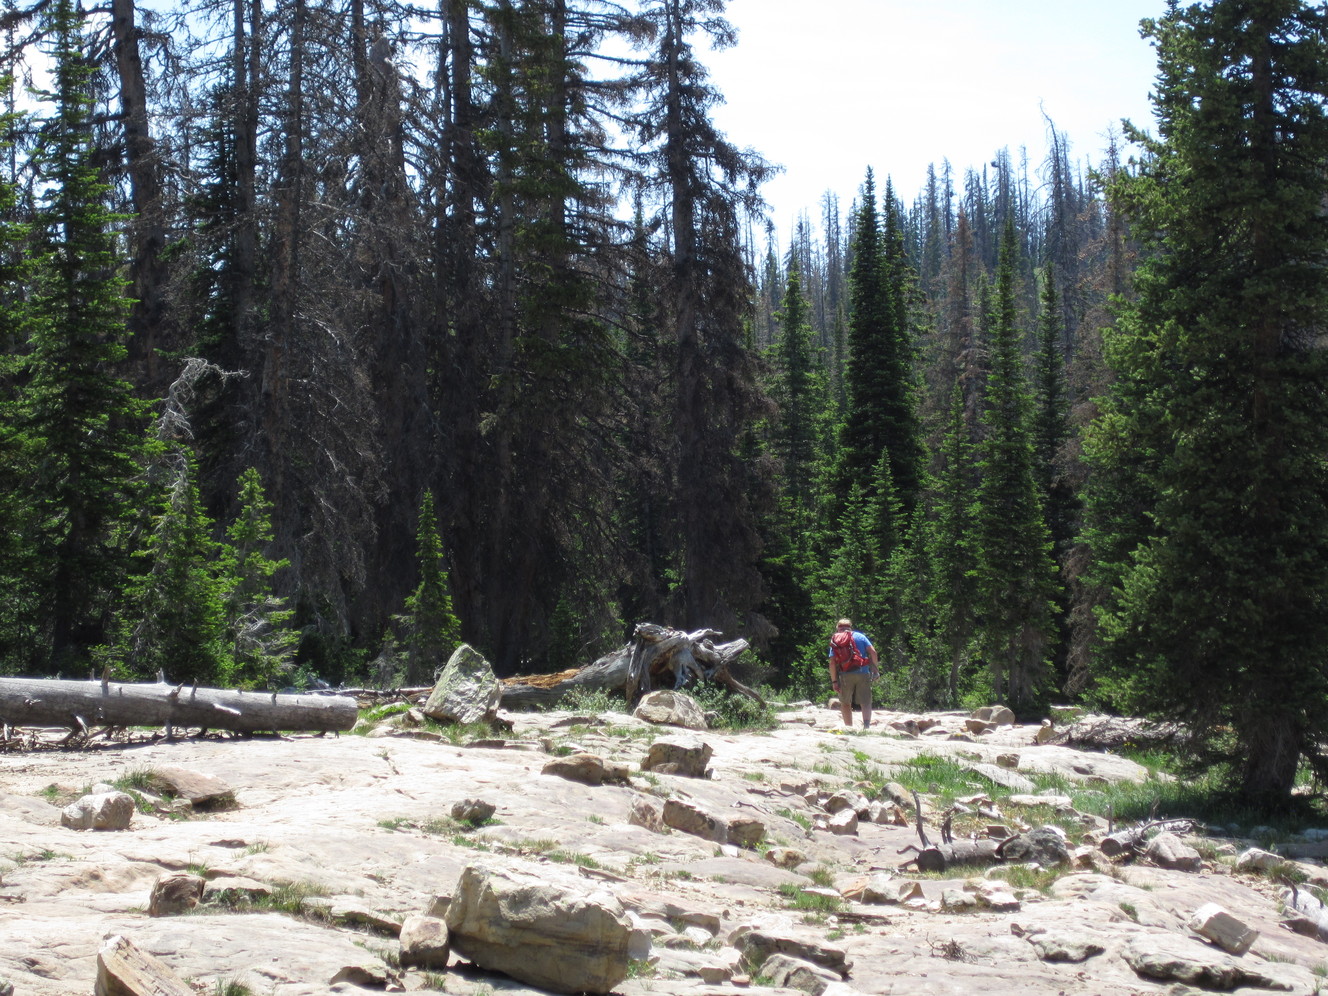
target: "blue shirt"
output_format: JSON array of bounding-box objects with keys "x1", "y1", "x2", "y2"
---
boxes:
[{"x1": 828, "y1": 630, "x2": 873, "y2": 661}]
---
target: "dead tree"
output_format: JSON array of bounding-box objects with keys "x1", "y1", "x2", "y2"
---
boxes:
[
  {"x1": 623, "y1": 623, "x2": 763, "y2": 706},
  {"x1": 897, "y1": 790, "x2": 1005, "y2": 872},
  {"x1": 0, "y1": 677, "x2": 359, "y2": 737}
]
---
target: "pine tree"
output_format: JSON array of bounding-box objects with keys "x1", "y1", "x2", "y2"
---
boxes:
[
  {"x1": 971, "y1": 217, "x2": 1059, "y2": 711},
  {"x1": 1086, "y1": 0, "x2": 1328, "y2": 807},
  {"x1": 223, "y1": 467, "x2": 297, "y2": 688},
  {"x1": 126, "y1": 451, "x2": 229, "y2": 684},
  {"x1": 770, "y1": 252, "x2": 821, "y2": 512},
  {"x1": 930, "y1": 383, "x2": 980, "y2": 706},
  {"x1": 19, "y1": 0, "x2": 147, "y2": 671},
  {"x1": 401, "y1": 491, "x2": 461, "y2": 686}
]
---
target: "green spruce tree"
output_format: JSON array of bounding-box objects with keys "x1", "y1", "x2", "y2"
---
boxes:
[
  {"x1": 971, "y1": 218, "x2": 1059, "y2": 712},
  {"x1": 930, "y1": 383, "x2": 980, "y2": 706},
  {"x1": 126, "y1": 451, "x2": 229, "y2": 683},
  {"x1": 1086, "y1": 0, "x2": 1328, "y2": 807},
  {"x1": 223, "y1": 467, "x2": 298, "y2": 688},
  {"x1": 401, "y1": 491, "x2": 462, "y2": 686},
  {"x1": 20, "y1": 0, "x2": 147, "y2": 671}
]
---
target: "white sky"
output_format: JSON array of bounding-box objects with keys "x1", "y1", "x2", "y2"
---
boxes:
[{"x1": 705, "y1": 0, "x2": 1163, "y2": 237}]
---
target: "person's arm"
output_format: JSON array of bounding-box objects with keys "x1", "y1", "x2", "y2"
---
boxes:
[
  {"x1": 867, "y1": 643, "x2": 879, "y2": 676},
  {"x1": 828, "y1": 650, "x2": 839, "y2": 690}
]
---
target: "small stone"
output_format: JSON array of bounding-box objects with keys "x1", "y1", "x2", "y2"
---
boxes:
[
  {"x1": 451, "y1": 798, "x2": 496, "y2": 824},
  {"x1": 1189, "y1": 903, "x2": 1259, "y2": 956},
  {"x1": 61, "y1": 791, "x2": 135, "y2": 831},
  {"x1": 542, "y1": 753, "x2": 606, "y2": 786},
  {"x1": 149, "y1": 873, "x2": 205, "y2": 917},
  {"x1": 628, "y1": 797, "x2": 664, "y2": 833},
  {"x1": 826, "y1": 809, "x2": 858, "y2": 835},
  {"x1": 765, "y1": 846, "x2": 806, "y2": 868},
  {"x1": 399, "y1": 914, "x2": 450, "y2": 969}
]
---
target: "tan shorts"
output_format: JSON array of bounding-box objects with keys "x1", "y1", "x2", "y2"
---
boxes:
[{"x1": 837, "y1": 670, "x2": 873, "y2": 710}]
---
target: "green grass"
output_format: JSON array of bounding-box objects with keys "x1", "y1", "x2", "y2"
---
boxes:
[
  {"x1": 777, "y1": 882, "x2": 844, "y2": 913},
  {"x1": 778, "y1": 807, "x2": 813, "y2": 831},
  {"x1": 986, "y1": 864, "x2": 1063, "y2": 893},
  {"x1": 807, "y1": 866, "x2": 836, "y2": 888},
  {"x1": 206, "y1": 880, "x2": 332, "y2": 920},
  {"x1": 548, "y1": 851, "x2": 603, "y2": 870}
]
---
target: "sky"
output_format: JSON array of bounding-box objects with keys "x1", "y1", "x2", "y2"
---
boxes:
[{"x1": 704, "y1": 0, "x2": 1165, "y2": 238}]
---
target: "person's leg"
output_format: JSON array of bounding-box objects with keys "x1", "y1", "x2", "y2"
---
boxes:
[
  {"x1": 841, "y1": 672, "x2": 867, "y2": 727},
  {"x1": 861, "y1": 679, "x2": 873, "y2": 729}
]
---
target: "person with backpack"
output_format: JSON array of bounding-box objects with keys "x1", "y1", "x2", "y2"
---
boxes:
[{"x1": 828, "y1": 618, "x2": 880, "y2": 729}]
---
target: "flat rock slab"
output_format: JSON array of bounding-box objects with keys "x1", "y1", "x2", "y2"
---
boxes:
[{"x1": 148, "y1": 766, "x2": 236, "y2": 808}]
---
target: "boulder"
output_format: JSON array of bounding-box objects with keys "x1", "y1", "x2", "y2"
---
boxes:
[
  {"x1": 999, "y1": 826, "x2": 1069, "y2": 866},
  {"x1": 727, "y1": 816, "x2": 766, "y2": 849},
  {"x1": 1235, "y1": 846, "x2": 1284, "y2": 873},
  {"x1": 765, "y1": 846, "x2": 806, "y2": 869},
  {"x1": 760, "y1": 953, "x2": 841, "y2": 995},
  {"x1": 662, "y1": 798, "x2": 727, "y2": 842},
  {"x1": 542, "y1": 753, "x2": 607, "y2": 786},
  {"x1": 398, "y1": 914, "x2": 450, "y2": 969},
  {"x1": 633, "y1": 690, "x2": 708, "y2": 730},
  {"x1": 1120, "y1": 932, "x2": 1305, "y2": 990},
  {"x1": 445, "y1": 864, "x2": 631, "y2": 995},
  {"x1": 973, "y1": 705, "x2": 1016, "y2": 726},
  {"x1": 1024, "y1": 929, "x2": 1105, "y2": 963},
  {"x1": 826, "y1": 810, "x2": 858, "y2": 835},
  {"x1": 1145, "y1": 831, "x2": 1203, "y2": 872},
  {"x1": 95, "y1": 935, "x2": 193, "y2": 996},
  {"x1": 641, "y1": 737, "x2": 713, "y2": 778},
  {"x1": 733, "y1": 928, "x2": 849, "y2": 978},
  {"x1": 824, "y1": 789, "x2": 869, "y2": 817},
  {"x1": 1188, "y1": 903, "x2": 1258, "y2": 956},
  {"x1": 422, "y1": 645, "x2": 502, "y2": 725},
  {"x1": 62, "y1": 792, "x2": 135, "y2": 831},
  {"x1": 148, "y1": 873, "x2": 205, "y2": 917},
  {"x1": 627, "y1": 797, "x2": 664, "y2": 833},
  {"x1": 451, "y1": 798, "x2": 496, "y2": 825}
]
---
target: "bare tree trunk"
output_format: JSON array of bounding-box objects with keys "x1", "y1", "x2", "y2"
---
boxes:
[
  {"x1": 111, "y1": 0, "x2": 169, "y2": 390},
  {"x1": 0, "y1": 678, "x2": 357, "y2": 734}
]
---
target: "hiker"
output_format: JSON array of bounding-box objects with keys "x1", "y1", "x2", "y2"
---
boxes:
[{"x1": 828, "y1": 618, "x2": 879, "y2": 729}]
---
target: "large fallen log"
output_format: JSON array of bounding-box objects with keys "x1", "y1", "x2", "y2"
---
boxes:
[
  {"x1": 0, "y1": 677, "x2": 359, "y2": 736},
  {"x1": 499, "y1": 649, "x2": 632, "y2": 710}
]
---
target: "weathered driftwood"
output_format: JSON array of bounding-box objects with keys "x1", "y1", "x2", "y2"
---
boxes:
[
  {"x1": 902, "y1": 839, "x2": 1004, "y2": 873},
  {"x1": 898, "y1": 790, "x2": 1006, "y2": 871},
  {"x1": 500, "y1": 623, "x2": 764, "y2": 710},
  {"x1": 624, "y1": 623, "x2": 763, "y2": 706},
  {"x1": 1099, "y1": 819, "x2": 1197, "y2": 859},
  {"x1": 0, "y1": 677, "x2": 359, "y2": 736},
  {"x1": 499, "y1": 649, "x2": 632, "y2": 710}
]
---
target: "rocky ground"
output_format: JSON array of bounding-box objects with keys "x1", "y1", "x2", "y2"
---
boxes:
[{"x1": 1, "y1": 697, "x2": 1327, "y2": 996}]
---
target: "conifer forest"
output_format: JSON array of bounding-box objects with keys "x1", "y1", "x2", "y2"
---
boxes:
[{"x1": 1, "y1": 0, "x2": 1327, "y2": 808}]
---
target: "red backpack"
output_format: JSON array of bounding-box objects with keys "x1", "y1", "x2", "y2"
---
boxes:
[{"x1": 830, "y1": 630, "x2": 867, "y2": 670}]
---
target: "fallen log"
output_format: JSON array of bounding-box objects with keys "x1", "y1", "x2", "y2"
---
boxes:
[
  {"x1": 499, "y1": 648, "x2": 631, "y2": 710},
  {"x1": 901, "y1": 838, "x2": 1003, "y2": 873},
  {"x1": 0, "y1": 677, "x2": 358, "y2": 735},
  {"x1": 1099, "y1": 819, "x2": 1197, "y2": 859}
]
